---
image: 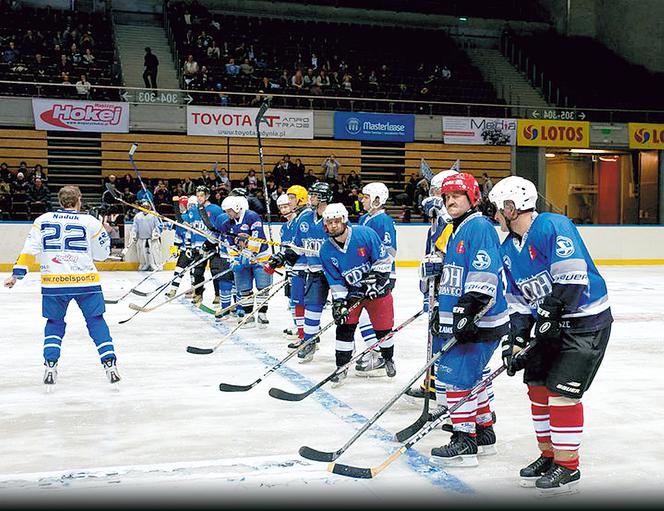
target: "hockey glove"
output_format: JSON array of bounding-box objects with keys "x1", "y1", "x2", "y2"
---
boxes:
[
  {"x1": 151, "y1": 228, "x2": 161, "y2": 241},
  {"x1": 501, "y1": 332, "x2": 529, "y2": 376},
  {"x1": 361, "y1": 271, "x2": 390, "y2": 300},
  {"x1": 535, "y1": 295, "x2": 564, "y2": 341},
  {"x1": 263, "y1": 253, "x2": 286, "y2": 275},
  {"x1": 429, "y1": 305, "x2": 441, "y2": 336},
  {"x1": 184, "y1": 244, "x2": 193, "y2": 259},
  {"x1": 202, "y1": 239, "x2": 218, "y2": 254},
  {"x1": 419, "y1": 253, "x2": 444, "y2": 280},
  {"x1": 332, "y1": 298, "x2": 351, "y2": 325},
  {"x1": 452, "y1": 294, "x2": 481, "y2": 344}
]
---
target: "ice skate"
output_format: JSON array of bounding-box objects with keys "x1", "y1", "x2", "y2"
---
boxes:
[
  {"x1": 43, "y1": 360, "x2": 58, "y2": 391},
  {"x1": 519, "y1": 455, "x2": 554, "y2": 488},
  {"x1": 476, "y1": 424, "x2": 497, "y2": 456},
  {"x1": 331, "y1": 368, "x2": 348, "y2": 388},
  {"x1": 297, "y1": 342, "x2": 315, "y2": 363},
  {"x1": 240, "y1": 316, "x2": 256, "y2": 329},
  {"x1": 102, "y1": 358, "x2": 121, "y2": 387},
  {"x1": 257, "y1": 313, "x2": 269, "y2": 329},
  {"x1": 212, "y1": 295, "x2": 220, "y2": 305},
  {"x1": 430, "y1": 431, "x2": 479, "y2": 467},
  {"x1": 283, "y1": 328, "x2": 299, "y2": 340},
  {"x1": 355, "y1": 350, "x2": 385, "y2": 377},
  {"x1": 536, "y1": 463, "x2": 580, "y2": 496},
  {"x1": 384, "y1": 359, "x2": 396, "y2": 378},
  {"x1": 165, "y1": 288, "x2": 177, "y2": 299}
]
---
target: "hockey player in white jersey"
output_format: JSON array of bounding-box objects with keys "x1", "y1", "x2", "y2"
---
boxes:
[
  {"x1": 4, "y1": 185, "x2": 120, "y2": 387},
  {"x1": 131, "y1": 200, "x2": 162, "y2": 271}
]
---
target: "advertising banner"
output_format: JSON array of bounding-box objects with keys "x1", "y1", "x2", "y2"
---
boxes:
[
  {"x1": 517, "y1": 119, "x2": 589, "y2": 148},
  {"x1": 333, "y1": 111, "x2": 415, "y2": 142},
  {"x1": 187, "y1": 106, "x2": 314, "y2": 138},
  {"x1": 32, "y1": 98, "x2": 129, "y2": 133},
  {"x1": 628, "y1": 122, "x2": 664, "y2": 149},
  {"x1": 443, "y1": 116, "x2": 517, "y2": 145}
]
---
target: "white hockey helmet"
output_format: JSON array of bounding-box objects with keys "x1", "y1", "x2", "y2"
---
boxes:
[
  {"x1": 362, "y1": 182, "x2": 389, "y2": 207},
  {"x1": 276, "y1": 193, "x2": 290, "y2": 207},
  {"x1": 221, "y1": 195, "x2": 249, "y2": 214},
  {"x1": 187, "y1": 195, "x2": 197, "y2": 208},
  {"x1": 430, "y1": 169, "x2": 458, "y2": 197},
  {"x1": 323, "y1": 203, "x2": 349, "y2": 223},
  {"x1": 489, "y1": 176, "x2": 538, "y2": 211}
]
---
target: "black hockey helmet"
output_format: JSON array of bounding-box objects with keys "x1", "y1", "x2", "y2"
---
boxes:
[
  {"x1": 308, "y1": 181, "x2": 333, "y2": 203},
  {"x1": 230, "y1": 187, "x2": 248, "y2": 197},
  {"x1": 196, "y1": 185, "x2": 210, "y2": 196}
]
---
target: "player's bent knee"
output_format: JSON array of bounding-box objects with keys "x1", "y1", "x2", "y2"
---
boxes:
[{"x1": 549, "y1": 395, "x2": 581, "y2": 406}]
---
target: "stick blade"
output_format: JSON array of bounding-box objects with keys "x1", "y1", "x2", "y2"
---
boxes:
[
  {"x1": 186, "y1": 346, "x2": 214, "y2": 355},
  {"x1": 198, "y1": 303, "x2": 216, "y2": 315},
  {"x1": 127, "y1": 303, "x2": 146, "y2": 312},
  {"x1": 130, "y1": 289, "x2": 150, "y2": 297},
  {"x1": 104, "y1": 298, "x2": 121, "y2": 304},
  {"x1": 395, "y1": 415, "x2": 428, "y2": 442},
  {"x1": 298, "y1": 445, "x2": 339, "y2": 462},
  {"x1": 328, "y1": 462, "x2": 374, "y2": 479},
  {"x1": 218, "y1": 382, "x2": 255, "y2": 392},
  {"x1": 268, "y1": 387, "x2": 308, "y2": 402}
]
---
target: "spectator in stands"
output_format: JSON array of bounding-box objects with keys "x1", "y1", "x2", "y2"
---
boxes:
[
  {"x1": 441, "y1": 65, "x2": 451, "y2": 80},
  {"x1": 272, "y1": 159, "x2": 288, "y2": 188},
  {"x1": 291, "y1": 69, "x2": 304, "y2": 91},
  {"x1": 172, "y1": 182, "x2": 185, "y2": 198},
  {"x1": 28, "y1": 177, "x2": 50, "y2": 210},
  {"x1": 57, "y1": 54, "x2": 73, "y2": 76},
  {"x1": 183, "y1": 54, "x2": 199, "y2": 87},
  {"x1": 0, "y1": 162, "x2": 9, "y2": 182},
  {"x1": 18, "y1": 161, "x2": 29, "y2": 177},
  {"x1": 277, "y1": 69, "x2": 289, "y2": 89},
  {"x1": 0, "y1": 174, "x2": 11, "y2": 219},
  {"x1": 70, "y1": 43, "x2": 82, "y2": 65},
  {"x1": 347, "y1": 187, "x2": 362, "y2": 221},
  {"x1": 321, "y1": 155, "x2": 340, "y2": 183},
  {"x1": 75, "y1": 74, "x2": 91, "y2": 98},
  {"x1": 197, "y1": 30, "x2": 213, "y2": 51},
  {"x1": 198, "y1": 170, "x2": 211, "y2": 188},
  {"x1": 120, "y1": 173, "x2": 138, "y2": 194},
  {"x1": 405, "y1": 174, "x2": 418, "y2": 205},
  {"x1": 82, "y1": 48, "x2": 95, "y2": 66},
  {"x1": 341, "y1": 73, "x2": 353, "y2": 93},
  {"x1": 215, "y1": 83, "x2": 230, "y2": 106},
  {"x1": 182, "y1": 177, "x2": 196, "y2": 195},
  {"x1": 154, "y1": 180, "x2": 171, "y2": 205},
  {"x1": 80, "y1": 31, "x2": 95, "y2": 52},
  {"x1": 101, "y1": 180, "x2": 119, "y2": 206},
  {"x1": 414, "y1": 178, "x2": 429, "y2": 213},
  {"x1": 136, "y1": 185, "x2": 154, "y2": 205},
  {"x1": 304, "y1": 169, "x2": 318, "y2": 188},
  {"x1": 243, "y1": 169, "x2": 258, "y2": 191},
  {"x1": 291, "y1": 158, "x2": 305, "y2": 186},
  {"x1": 225, "y1": 58, "x2": 240, "y2": 77},
  {"x1": 13, "y1": 172, "x2": 30, "y2": 194},
  {"x1": 400, "y1": 205, "x2": 412, "y2": 223},
  {"x1": 482, "y1": 173, "x2": 494, "y2": 199},
  {"x1": 368, "y1": 70, "x2": 379, "y2": 90},
  {"x1": 217, "y1": 168, "x2": 231, "y2": 189},
  {"x1": 345, "y1": 170, "x2": 361, "y2": 189},
  {"x1": 240, "y1": 58, "x2": 254, "y2": 78},
  {"x1": 3, "y1": 41, "x2": 19, "y2": 64},
  {"x1": 143, "y1": 47, "x2": 159, "y2": 89},
  {"x1": 207, "y1": 40, "x2": 220, "y2": 61},
  {"x1": 303, "y1": 68, "x2": 315, "y2": 90},
  {"x1": 32, "y1": 164, "x2": 47, "y2": 183},
  {"x1": 32, "y1": 53, "x2": 48, "y2": 80}
]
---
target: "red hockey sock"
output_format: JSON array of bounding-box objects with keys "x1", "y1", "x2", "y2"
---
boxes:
[
  {"x1": 447, "y1": 389, "x2": 477, "y2": 436},
  {"x1": 528, "y1": 385, "x2": 553, "y2": 457},
  {"x1": 295, "y1": 305, "x2": 305, "y2": 339},
  {"x1": 550, "y1": 395, "x2": 583, "y2": 470}
]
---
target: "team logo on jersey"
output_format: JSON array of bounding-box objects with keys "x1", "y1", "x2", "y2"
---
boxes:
[
  {"x1": 358, "y1": 247, "x2": 366, "y2": 257},
  {"x1": 528, "y1": 245, "x2": 537, "y2": 260},
  {"x1": 472, "y1": 250, "x2": 491, "y2": 270},
  {"x1": 503, "y1": 255, "x2": 512, "y2": 270},
  {"x1": 331, "y1": 257, "x2": 339, "y2": 267},
  {"x1": 555, "y1": 236, "x2": 575, "y2": 258},
  {"x1": 384, "y1": 232, "x2": 392, "y2": 245},
  {"x1": 300, "y1": 222, "x2": 309, "y2": 233},
  {"x1": 439, "y1": 264, "x2": 464, "y2": 297},
  {"x1": 456, "y1": 240, "x2": 465, "y2": 254}
]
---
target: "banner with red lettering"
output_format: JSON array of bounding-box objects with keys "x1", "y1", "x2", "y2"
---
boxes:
[
  {"x1": 517, "y1": 119, "x2": 589, "y2": 148},
  {"x1": 628, "y1": 123, "x2": 664, "y2": 149},
  {"x1": 32, "y1": 98, "x2": 129, "y2": 133},
  {"x1": 187, "y1": 106, "x2": 314, "y2": 139}
]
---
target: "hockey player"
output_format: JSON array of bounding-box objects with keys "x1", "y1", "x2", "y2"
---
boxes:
[
  {"x1": 4, "y1": 185, "x2": 120, "y2": 387},
  {"x1": 220, "y1": 195, "x2": 273, "y2": 328},
  {"x1": 489, "y1": 176, "x2": 612, "y2": 493},
  {"x1": 165, "y1": 195, "x2": 193, "y2": 298},
  {"x1": 320, "y1": 203, "x2": 396, "y2": 384},
  {"x1": 354, "y1": 182, "x2": 397, "y2": 375},
  {"x1": 188, "y1": 185, "x2": 227, "y2": 305},
  {"x1": 264, "y1": 181, "x2": 333, "y2": 361},
  {"x1": 425, "y1": 172, "x2": 509, "y2": 467},
  {"x1": 131, "y1": 200, "x2": 162, "y2": 271}
]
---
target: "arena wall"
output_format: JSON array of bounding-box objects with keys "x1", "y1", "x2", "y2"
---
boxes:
[{"x1": 1, "y1": 223, "x2": 662, "y2": 272}]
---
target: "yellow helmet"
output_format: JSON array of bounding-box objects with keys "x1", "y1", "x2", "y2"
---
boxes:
[{"x1": 287, "y1": 185, "x2": 308, "y2": 206}]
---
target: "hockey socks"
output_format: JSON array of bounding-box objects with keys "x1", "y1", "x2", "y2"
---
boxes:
[{"x1": 295, "y1": 304, "x2": 305, "y2": 339}]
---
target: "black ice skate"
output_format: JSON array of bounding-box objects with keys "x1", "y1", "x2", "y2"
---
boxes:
[
  {"x1": 288, "y1": 337, "x2": 305, "y2": 350},
  {"x1": 102, "y1": 358, "x2": 121, "y2": 386},
  {"x1": 476, "y1": 424, "x2": 497, "y2": 456},
  {"x1": 384, "y1": 359, "x2": 396, "y2": 378},
  {"x1": 297, "y1": 342, "x2": 315, "y2": 363},
  {"x1": 283, "y1": 328, "x2": 299, "y2": 340},
  {"x1": 519, "y1": 455, "x2": 554, "y2": 487},
  {"x1": 355, "y1": 350, "x2": 385, "y2": 376},
  {"x1": 405, "y1": 386, "x2": 436, "y2": 402},
  {"x1": 430, "y1": 431, "x2": 479, "y2": 467},
  {"x1": 43, "y1": 360, "x2": 58, "y2": 390},
  {"x1": 535, "y1": 463, "x2": 580, "y2": 495},
  {"x1": 331, "y1": 368, "x2": 348, "y2": 387},
  {"x1": 257, "y1": 313, "x2": 269, "y2": 330}
]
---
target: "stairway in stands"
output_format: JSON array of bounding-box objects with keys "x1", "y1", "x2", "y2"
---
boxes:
[
  {"x1": 359, "y1": 141, "x2": 409, "y2": 220},
  {"x1": 46, "y1": 132, "x2": 102, "y2": 208}
]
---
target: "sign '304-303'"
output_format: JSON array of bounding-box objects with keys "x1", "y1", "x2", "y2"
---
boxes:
[{"x1": 516, "y1": 119, "x2": 589, "y2": 148}]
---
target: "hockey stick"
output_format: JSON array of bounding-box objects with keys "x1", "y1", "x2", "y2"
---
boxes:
[
  {"x1": 104, "y1": 264, "x2": 168, "y2": 304},
  {"x1": 130, "y1": 251, "x2": 213, "y2": 297},
  {"x1": 218, "y1": 299, "x2": 364, "y2": 393},
  {"x1": 128, "y1": 143, "x2": 158, "y2": 215},
  {"x1": 255, "y1": 100, "x2": 275, "y2": 249},
  {"x1": 328, "y1": 342, "x2": 535, "y2": 479},
  {"x1": 208, "y1": 277, "x2": 286, "y2": 318},
  {"x1": 105, "y1": 183, "x2": 316, "y2": 256},
  {"x1": 186, "y1": 279, "x2": 288, "y2": 355},
  {"x1": 269, "y1": 308, "x2": 424, "y2": 402},
  {"x1": 394, "y1": 278, "x2": 437, "y2": 442}
]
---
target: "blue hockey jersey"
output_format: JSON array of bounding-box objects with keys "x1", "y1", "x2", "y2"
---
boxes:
[
  {"x1": 219, "y1": 209, "x2": 270, "y2": 262},
  {"x1": 292, "y1": 209, "x2": 327, "y2": 273},
  {"x1": 500, "y1": 212, "x2": 612, "y2": 332},
  {"x1": 359, "y1": 210, "x2": 397, "y2": 279},
  {"x1": 281, "y1": 207, "x2": 309, "y2": 272},
  {"x1": 437, "y1": 212, "x2": 509, "y2": 340},
  {"x1": 187, "y1": 203, "x2": 226, "y2": 249},
  {"x1": 320, "y1": 225, "x2": 392, "y2": 300}
]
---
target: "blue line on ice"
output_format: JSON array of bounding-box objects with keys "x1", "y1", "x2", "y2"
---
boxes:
[{"x1": 189, "y1": 303, "x2": 473, "y2": 495}]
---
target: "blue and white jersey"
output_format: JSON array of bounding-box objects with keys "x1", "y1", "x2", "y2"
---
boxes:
[
  {"x1": 320, "y1": 225, "x2": 392, "y2": 300},
  {"x1": 359, "y1": 210, "x2": 397, "y2": 279},
  {"x1": 438, "y1": 212, "x2": 509, "y2": 339},
  {"x1": 220, "y1": 209, "x2": 270, "y2": 262},
  {"x1": 187, "y1": 203, "x2": 225, "y2": 249},
  {"x1": 173, "y1": 222, "x2": 190, "y2": 248},
  {"x1": 500, "y1": 212, "x2": 612, "y2": 332},
  {"x1": 292, "y1": 209, "x2": 327, "y2": 273}
]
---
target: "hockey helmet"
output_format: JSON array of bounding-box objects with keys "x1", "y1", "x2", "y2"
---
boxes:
[
  {"x1": 230, "y1": 187, "x2": 248, "y2": 197},
  {"x1": 362, "y1": 182, "x2": 389, "y2": 207},
  {"x1": 308, "y1": 181, "x2": 333, "y2": 203},
  {"x1": 222, "y1": 195, "x2": 249, "y2": 214},
  {"x1": 441, "y1": 173, "x2": 481, "y2": 207},
  {"x1": 430, "y1": 169, "x2": 459, "y2": 197},
  {"x1": 276, "y1": 193, "x2": 290, "y2": 207},
  {"x1": 323, "y1": 203, "x2": 349, "y2": 223},
  {"x1": 196, "y1": 185, "x2": 210, "y2": 196},
  {"x1": 489, "y1": 176, "x2": 538, "y2": 212},
  {"x1": 286, "y1": 185, "x2": 308, "y2": 206}
]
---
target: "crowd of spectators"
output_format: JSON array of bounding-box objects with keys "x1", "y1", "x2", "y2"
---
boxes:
[
  {"x1": 0, "y1": 160, "x2": 51, "y2": 219},
  {"x1": 0, "y1": 1, "x2": 121, "y2": 100},
  {"x1": 166, "y1": 0, "x2": 498, "y2": 113}
]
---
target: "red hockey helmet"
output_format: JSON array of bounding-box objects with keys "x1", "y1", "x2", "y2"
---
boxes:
[
  {"x1": 178, "y1": 195, "x2": 189, "y2": 209},
  {"x1": 440, "y1": 172, "x2": 481, "y2": 207}
]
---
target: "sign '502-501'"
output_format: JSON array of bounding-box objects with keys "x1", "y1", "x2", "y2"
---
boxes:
[{"x1": 517, "y1": 119, "x2": 589, "y2": 148}]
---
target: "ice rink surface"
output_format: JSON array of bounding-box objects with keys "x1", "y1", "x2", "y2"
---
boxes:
[{"x1": 1, "y1": 267, "x2": 663, "y2": 507}]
